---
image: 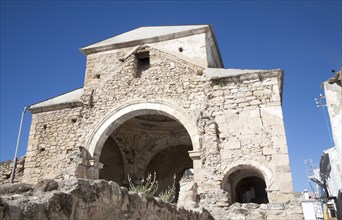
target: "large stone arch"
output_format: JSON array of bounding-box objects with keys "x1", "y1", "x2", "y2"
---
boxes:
[{"x1": 85, "y1": 100, "x2": 201, "y2": 180}]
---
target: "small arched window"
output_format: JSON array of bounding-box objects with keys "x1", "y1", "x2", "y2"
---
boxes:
[{"x1": 223, "y1": 167, "x2": 269, "y2": 204}]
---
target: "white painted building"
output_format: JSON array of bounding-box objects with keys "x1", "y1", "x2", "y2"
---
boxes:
[{"x1": 319, "y1": 70, "x2": 342, "y2": 219}]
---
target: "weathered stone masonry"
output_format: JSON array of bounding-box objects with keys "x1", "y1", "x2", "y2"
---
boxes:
[
  {"x1": 0, "y1": 156, "x2": 25, "y2": 184},
  {"x1": 9, "y1": 25, "x2": 302, "y2": 218},
  {"x1": 0, "y1": 179, "x2": 214, "y2": 220}
]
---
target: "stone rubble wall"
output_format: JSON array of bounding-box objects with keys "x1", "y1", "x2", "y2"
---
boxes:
[
  {"x1": 177, "y1": 179, "x2": 303, "y2": 219},
  {"x1": 0, "y1": 156, "x2": 25, "y2": 184},
  {"x1": 0, "y1": 178, "x2": 213, "y2": 220},
  {"x1": 200, "y1": 190, "x2": 304, "y2": 219},
  {"x1": 214, "y1": 201, "x2": 303, "y2": 220},
  {"x1": 22, "y1": 107, "x2": 83, "y2": 184}
]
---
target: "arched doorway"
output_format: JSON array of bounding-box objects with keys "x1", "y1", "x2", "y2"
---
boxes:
[
  {"x1": 223, "y1": 167, "x2": 269, "y2": 204},
  {"x1": 85, "y1": 102, "x2": 199, "y2": 199},
  {"x1": 97, "y1": 114, "x2": 193, "y2": 188}
]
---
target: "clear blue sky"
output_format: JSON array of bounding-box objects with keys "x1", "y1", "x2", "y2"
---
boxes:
[{"x1": 1, "y1": 1, "x2": 341, "y2": 192}]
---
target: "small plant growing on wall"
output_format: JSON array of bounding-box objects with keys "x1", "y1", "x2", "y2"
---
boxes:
[
  {"x1": 219, "y1": 79, "x2": 225, "y2": 87},
  {"x1": 128, "y1": 173, "x2": 158, "y2": 196},
  {"x1": 128, "y1": 173, "x2": 177, "y2": 204},
  {"x1": 158, "y1": 183, "x2": 176, "y2": 204}
]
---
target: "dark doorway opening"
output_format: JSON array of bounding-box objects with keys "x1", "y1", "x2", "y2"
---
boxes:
[{"x1": 236, "y1": 176, "x2": 269, "y2": 204}]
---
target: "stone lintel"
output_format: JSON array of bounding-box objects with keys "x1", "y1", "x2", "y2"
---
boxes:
[{"x1": 268, "y1": 203, "x2": 285, "y2": 210}]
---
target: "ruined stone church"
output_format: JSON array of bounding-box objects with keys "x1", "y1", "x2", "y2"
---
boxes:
[{"x1": 18, "y1": 25, "x2": 298, "y2": 216}]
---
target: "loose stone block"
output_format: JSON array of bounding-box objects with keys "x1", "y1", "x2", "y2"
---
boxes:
[
  {"x1": 268, "y1": 203, "x2": 285, "y2": 210},
  {"x1": 224, "y1": 138, "x2": 241, "y2": 150}
]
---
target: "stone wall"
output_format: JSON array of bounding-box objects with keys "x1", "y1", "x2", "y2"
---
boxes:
[
  {"x1": 22, "y1": 108, "x2": 83, "y2": 183},
  {"x1": 214, "y1": 201, "x2": 303, "y2": 219},
  {"x1": 0, "y1": 178, "x2": 213, "y2": 220},
  {"x1": 0, "y1": 156, "x2": 25, "y2": 184},
  {"x1": 177, "y1": 179, "x2": 303, "y2": 219},
  {"x1": 198, "y1": 190, "x2": 303, "y2": 219},
  {"x1": 199, "y1": 70, "x2": 294, "y2": 203}
]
